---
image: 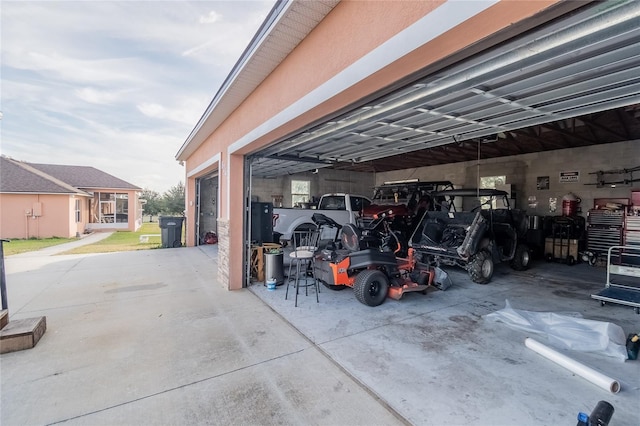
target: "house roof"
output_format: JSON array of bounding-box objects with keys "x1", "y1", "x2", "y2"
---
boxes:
[
  {"x1": 0, "y1": 156, "x2": 140, "y2": 194},
  {"x1": 27, "y1": 163, "x2": 141, "y2": 190}
]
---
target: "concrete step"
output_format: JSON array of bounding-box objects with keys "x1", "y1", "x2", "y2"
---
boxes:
[{"x1": 0, "y1": 316, "x2": 47, "y2": 354}]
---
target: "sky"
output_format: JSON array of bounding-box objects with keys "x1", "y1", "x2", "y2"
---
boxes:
[{"x1": 1, "y1": 0, "x2": 275, "y2": 193}]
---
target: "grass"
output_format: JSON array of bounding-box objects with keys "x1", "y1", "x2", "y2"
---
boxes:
[
  {"x1": 2, "y1": 237, "x2": 77, "y2": 256},
  {"x1": 61, "y1": 222, "x2": 169, "y2": 255}
]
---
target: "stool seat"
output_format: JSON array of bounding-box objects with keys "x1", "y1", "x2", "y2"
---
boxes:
[{"x1": 289, "y1": 250, "x2": 314, "y2": 259}]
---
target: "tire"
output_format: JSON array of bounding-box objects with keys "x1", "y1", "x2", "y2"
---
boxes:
[
  {"x1": 322, "y1": 282, "x2": 348, "y2": 291},
  {"x1": 566, "y1": 255, "x2": 576, "y2": 266},
  {"x1": 353, "y1": 270, "x2": 389, "y2": 306},
  {"x1": 468, "y1": 250, "x2": 494, "y2": 284},
  {"x1": 172, "y1": 240, "x2": 182, "y2": 248},
  {"x1": 510, "y1": 244, "x2": 531, "y2": 271}
]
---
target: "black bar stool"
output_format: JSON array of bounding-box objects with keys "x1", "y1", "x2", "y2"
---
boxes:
[{"x1": 285, "y1": 229, "x2": 320, "y2": 307}]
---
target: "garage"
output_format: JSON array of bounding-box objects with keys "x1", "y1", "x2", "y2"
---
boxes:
[
  {"x1": 174, "y1": 1, "x2": 639, "y2": 423},
  {"x1": 243, "y1": 0, "x2": 639, "y2": 282},
  {"x1": 176, "y1": 0, "x2": 638, "y2": 289}
]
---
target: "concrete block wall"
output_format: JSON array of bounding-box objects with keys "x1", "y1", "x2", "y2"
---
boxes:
[
  {"x1": 252, "y1": 169, "x2": 375, "y2": 207},
  {"x1": 376, "y1": 140, "x2": 639, "y2": 219}
]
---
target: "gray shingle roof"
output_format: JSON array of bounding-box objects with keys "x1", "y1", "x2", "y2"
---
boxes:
[
  {"x1": 0, "y1": 156, "x2": 140, "y2": 193},
  {"x1": 28, "y1": 163, "x2": 141, "y2": 190}
]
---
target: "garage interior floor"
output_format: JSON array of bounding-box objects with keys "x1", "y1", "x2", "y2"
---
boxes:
[{"x1": 250, "y1": 248, "x2": 639, "y2": 425}]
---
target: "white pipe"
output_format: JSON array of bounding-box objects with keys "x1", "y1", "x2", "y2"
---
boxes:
[{"x1": 525, "y1": 338, "x2": 620, "y2": 394}]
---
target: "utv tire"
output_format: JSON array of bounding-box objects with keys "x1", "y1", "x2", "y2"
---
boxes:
[
  {"x1": 468, "y1": 250, "x2": 494, "y2": 284},
  {"x1": 510, "y1": 244, "x2": 531, "y2": 271},
  {"x1": 353, "y1": 270, "x2": 389, "y2": 307}
]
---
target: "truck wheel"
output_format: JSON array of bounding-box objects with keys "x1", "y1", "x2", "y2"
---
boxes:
[
  {"x1": 510, "y1": 244, "x2": 530, "y2": 271},
  {"x1": 353, "y1": 270, "x2": 389, "y2": 306},
  {"x1": 468, "y1": 250, "x2": 493, "y2": 284}
]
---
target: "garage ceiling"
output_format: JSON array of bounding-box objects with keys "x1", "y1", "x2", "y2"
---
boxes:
[{"x1": 251, "y1": 1, "x2": 640, "y2": 178}]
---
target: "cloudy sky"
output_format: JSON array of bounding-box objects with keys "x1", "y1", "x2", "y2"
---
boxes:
[{"x1": 1, "y1": 0, "x2": 275, "y2": 193}]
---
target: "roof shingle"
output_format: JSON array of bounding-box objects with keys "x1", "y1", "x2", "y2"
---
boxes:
[{"x1": 0, "y1": 156, "x2": 141, "y2": 194}]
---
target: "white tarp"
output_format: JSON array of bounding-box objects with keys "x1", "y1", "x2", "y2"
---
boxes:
[{"x1": 485, "y1": 300, "x2": 627, "y2": 361}]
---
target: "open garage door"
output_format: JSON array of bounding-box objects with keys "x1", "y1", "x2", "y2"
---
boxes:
[
  {"x1": 250, "y1": 1, "x2": 640, "y2": 178},
  {"x1": 195, "y1": 173, "x2": 218, "y2": 246}
]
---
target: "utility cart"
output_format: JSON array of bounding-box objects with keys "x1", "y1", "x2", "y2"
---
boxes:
[
  {"x1": 544, "y1": 216, "x2": 584, "y2": 265},
  {"x1": 591, "y1": 245, "x2": 640, "y2": 314}
]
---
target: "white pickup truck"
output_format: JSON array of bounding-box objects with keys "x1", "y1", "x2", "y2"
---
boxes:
[{"x1": 273, "y1": 193, "x2": 371, "y2": 244}]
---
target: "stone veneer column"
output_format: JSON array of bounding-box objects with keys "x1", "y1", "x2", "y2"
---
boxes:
[{"x1": 217, "y1": 218, "x2": 230, "y2": 290}]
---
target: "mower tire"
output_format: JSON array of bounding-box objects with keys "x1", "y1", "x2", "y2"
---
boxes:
[
  {"x1": 353, "y1": 270, "x2": 389, "y2": 307},
  {"x1": 468, "y1": 249, "x2": 493, "y2": 284}
]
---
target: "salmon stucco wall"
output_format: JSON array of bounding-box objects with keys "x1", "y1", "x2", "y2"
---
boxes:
[
  {"x1": 0, "y1": 193, "x2": 76, "y2": 239},
  {"x1": 183, "y1": 0, "x2": 566, "y2": 290}
]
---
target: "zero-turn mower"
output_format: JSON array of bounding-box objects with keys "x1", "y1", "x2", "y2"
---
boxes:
[{"x1": 312, "y1": 212, "x2": 448, "y2": 307}]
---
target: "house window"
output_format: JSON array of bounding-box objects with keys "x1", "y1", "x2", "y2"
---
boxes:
[
  {"x1": 291, "y1": 180, "x2": 310, "y2": 207},
  {"x1": 480, "y1": 175, "x2": 506, "y2": 209},
  {"x1": 75, "y1": 199, "x2": 81, "y2": 223},
  {"x1": 91, "y1": 192, "x2": 128, "y2": 223}
]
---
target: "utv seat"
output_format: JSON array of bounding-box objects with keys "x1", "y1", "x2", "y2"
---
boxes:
[{"x1": 422, "y1": 219, "x2": 445, "y2": 244}]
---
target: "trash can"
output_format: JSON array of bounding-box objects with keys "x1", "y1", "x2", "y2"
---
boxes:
[
  {"x1": 159, "y1": 216, "x2": 184, "y2": 248},
  {"x1": 264, "y1": 247, "x2": 284, "y2": 285}
]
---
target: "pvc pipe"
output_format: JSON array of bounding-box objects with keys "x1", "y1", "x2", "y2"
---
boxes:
[{"x1": 525, "y1": 337, "x2": 620, "y2": 394}]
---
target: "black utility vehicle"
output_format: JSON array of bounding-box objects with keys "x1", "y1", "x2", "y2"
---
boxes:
[{"x1": 409, "y1": 188, "x2": 530, "y2": 284}]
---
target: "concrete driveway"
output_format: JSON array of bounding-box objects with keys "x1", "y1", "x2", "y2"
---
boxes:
[
  {"x1": 2, "y1": 239, "x2": 638, "y2": 425},
  {"x1": 1, "y1": 243, "x2": 402, "y2": 425}
]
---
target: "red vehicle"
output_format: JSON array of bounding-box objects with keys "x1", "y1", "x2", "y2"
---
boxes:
[{"x1": 359, "y1": 180, "x2": 455, "y2": 255}]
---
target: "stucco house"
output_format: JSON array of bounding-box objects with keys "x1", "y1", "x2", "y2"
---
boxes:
[{"x1": 0, "y1": 156, "x2": 143, "y2": 239}]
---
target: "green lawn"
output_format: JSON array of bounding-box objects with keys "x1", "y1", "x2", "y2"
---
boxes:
[
  {"x1": 61, "y1": 222, "x2": 168, "y2": 254},
  {"x1": 2, "y1": 223, "x2": 183, "y2": 256},
  {"x1": 2, "y1": 237, "x2": 77, "y2": 256}
]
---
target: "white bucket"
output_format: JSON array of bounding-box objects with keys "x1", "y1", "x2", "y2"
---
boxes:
[{"x1": 266, "y1": 278, "x2": 277, "y2": 291}]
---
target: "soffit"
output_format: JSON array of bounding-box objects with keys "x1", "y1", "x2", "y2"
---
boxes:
[
  {"x1": 251, "y1": 1, "x2": 640, "y2": 178},
  {"x1": 176, "y1": 0, "x2": 339, "y2": 160}
]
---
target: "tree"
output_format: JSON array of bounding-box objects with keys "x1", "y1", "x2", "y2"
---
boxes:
[
  {"x1": 140, "y1": 188, "x2": 162, "y2": 217},
  {"x1": 162, "y1": 182, "x2": 185, "y2": 215}
]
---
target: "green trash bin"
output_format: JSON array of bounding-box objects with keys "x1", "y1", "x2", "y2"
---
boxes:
[{"x1": 159, "y1": 216, "x2": 184, "y2": 248}]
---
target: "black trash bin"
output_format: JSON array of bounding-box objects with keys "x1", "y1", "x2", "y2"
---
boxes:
[{"x1": 159, "y1": 216, "x2": 184, "y2": 248}]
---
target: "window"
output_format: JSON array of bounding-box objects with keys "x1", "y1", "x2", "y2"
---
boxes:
[
  {"x1": 480, "y1": 175, "x2": 506, "y2": 209},
  {"x1": 350, "y1": 196, "x2": 370, "y2": 212},
  {"x1": 291, "y1": 180, "x2": 310, "y2": 207},
  {"x1": 91, "y1": 192, "x2": 129, "y2": 223},
  {"x1": 75, "y1": 199, "x2": 81, "y2": 223}
]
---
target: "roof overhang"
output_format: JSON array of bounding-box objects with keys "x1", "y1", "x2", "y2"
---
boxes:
[{"x1": 175, "y1": 0, "x2": 340, "y2": 161}]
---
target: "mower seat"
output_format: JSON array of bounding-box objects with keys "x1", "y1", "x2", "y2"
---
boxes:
[{"x1": 341, "y1": 223, "x2": 363, "y2": 251}]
